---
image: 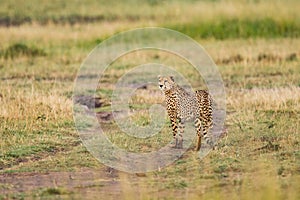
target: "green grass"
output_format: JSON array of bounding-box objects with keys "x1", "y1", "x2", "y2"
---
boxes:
[
  {"x1": 0, "y1": 37, "x2": 299, "y2": 198},
  {"x1": 0, "y1": 0, "x2": 299, "y2": 199},
  {"x1": 169, "y1": 18, "x2": 300, "y2": 39}
]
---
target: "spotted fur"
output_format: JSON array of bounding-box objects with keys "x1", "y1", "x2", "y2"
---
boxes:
[{"x1": 158, "y1": 75, "x2": 213, "y2": 151}]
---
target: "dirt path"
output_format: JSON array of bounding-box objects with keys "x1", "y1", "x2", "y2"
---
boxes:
[{"x1": 0, "y1": 168, "x2": 127, "y2": 198}]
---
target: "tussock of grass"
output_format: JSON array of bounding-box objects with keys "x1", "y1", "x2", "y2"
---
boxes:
[
  {"x1": 0, "y1": 43, "x2": 46, "y2": 59},
  {"x1": 38, "y1": 187, "x2": 71, "y2": 196}
]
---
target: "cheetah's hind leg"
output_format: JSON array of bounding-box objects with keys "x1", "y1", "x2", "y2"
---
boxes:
[
  {"x1": 194, "y1": 118, "x2": 202, "y2": 151},
  {"x1": 196, "y1": 135, "x2": 202, "y2": 151}
]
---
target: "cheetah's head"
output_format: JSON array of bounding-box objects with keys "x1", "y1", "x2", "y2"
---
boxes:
[{"x1": 158, "y1": 75, "x2": 176, "y2": 91}]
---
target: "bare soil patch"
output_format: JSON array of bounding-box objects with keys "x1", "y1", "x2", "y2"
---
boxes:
[{"x1": 0, "y1": 168, "x2": 123, "y2": 196}]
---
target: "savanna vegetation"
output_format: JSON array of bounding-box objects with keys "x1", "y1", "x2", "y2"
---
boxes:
[{"x1": 0, "y1": 0, "x2": 299, "y2": 199}]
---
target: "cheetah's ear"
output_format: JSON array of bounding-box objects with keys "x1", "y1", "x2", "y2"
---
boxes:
[
  {"x1": 170, "y1": 76, "x2": 175, "y2": 81},
  {"x1": 157, "y1": 75, "x2": 161, "y2": 79}
]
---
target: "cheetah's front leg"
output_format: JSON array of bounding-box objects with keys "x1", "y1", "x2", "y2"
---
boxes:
[
  {"x1": 177, "y1": 118, "x2": 184, "y2": 149},
  {"x1": 170, "y1": 117, "x2": 179, "y2": 148}
]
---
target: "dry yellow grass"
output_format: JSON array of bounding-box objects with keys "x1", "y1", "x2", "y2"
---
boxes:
[
  {"x1": 0, "y1": 86, "x2": 71, "y2": 123},
  {"x1": 203, "y1": 39, "x2": 300, "y2": 63},
  {"x1": 228, "y1": 86, "x2": 300, "y2": 111},
  {"x1": 0, "y1": 23, "x2": 132, "y2": 45}
]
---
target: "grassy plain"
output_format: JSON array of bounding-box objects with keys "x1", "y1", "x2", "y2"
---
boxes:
[{"x1": 0, "y1": 0, "x2": 300, "y2": 199}]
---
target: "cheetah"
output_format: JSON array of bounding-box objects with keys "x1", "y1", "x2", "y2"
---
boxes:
[{"x1": 158, "y1": 75, "x2": 213, "y2": 151}]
